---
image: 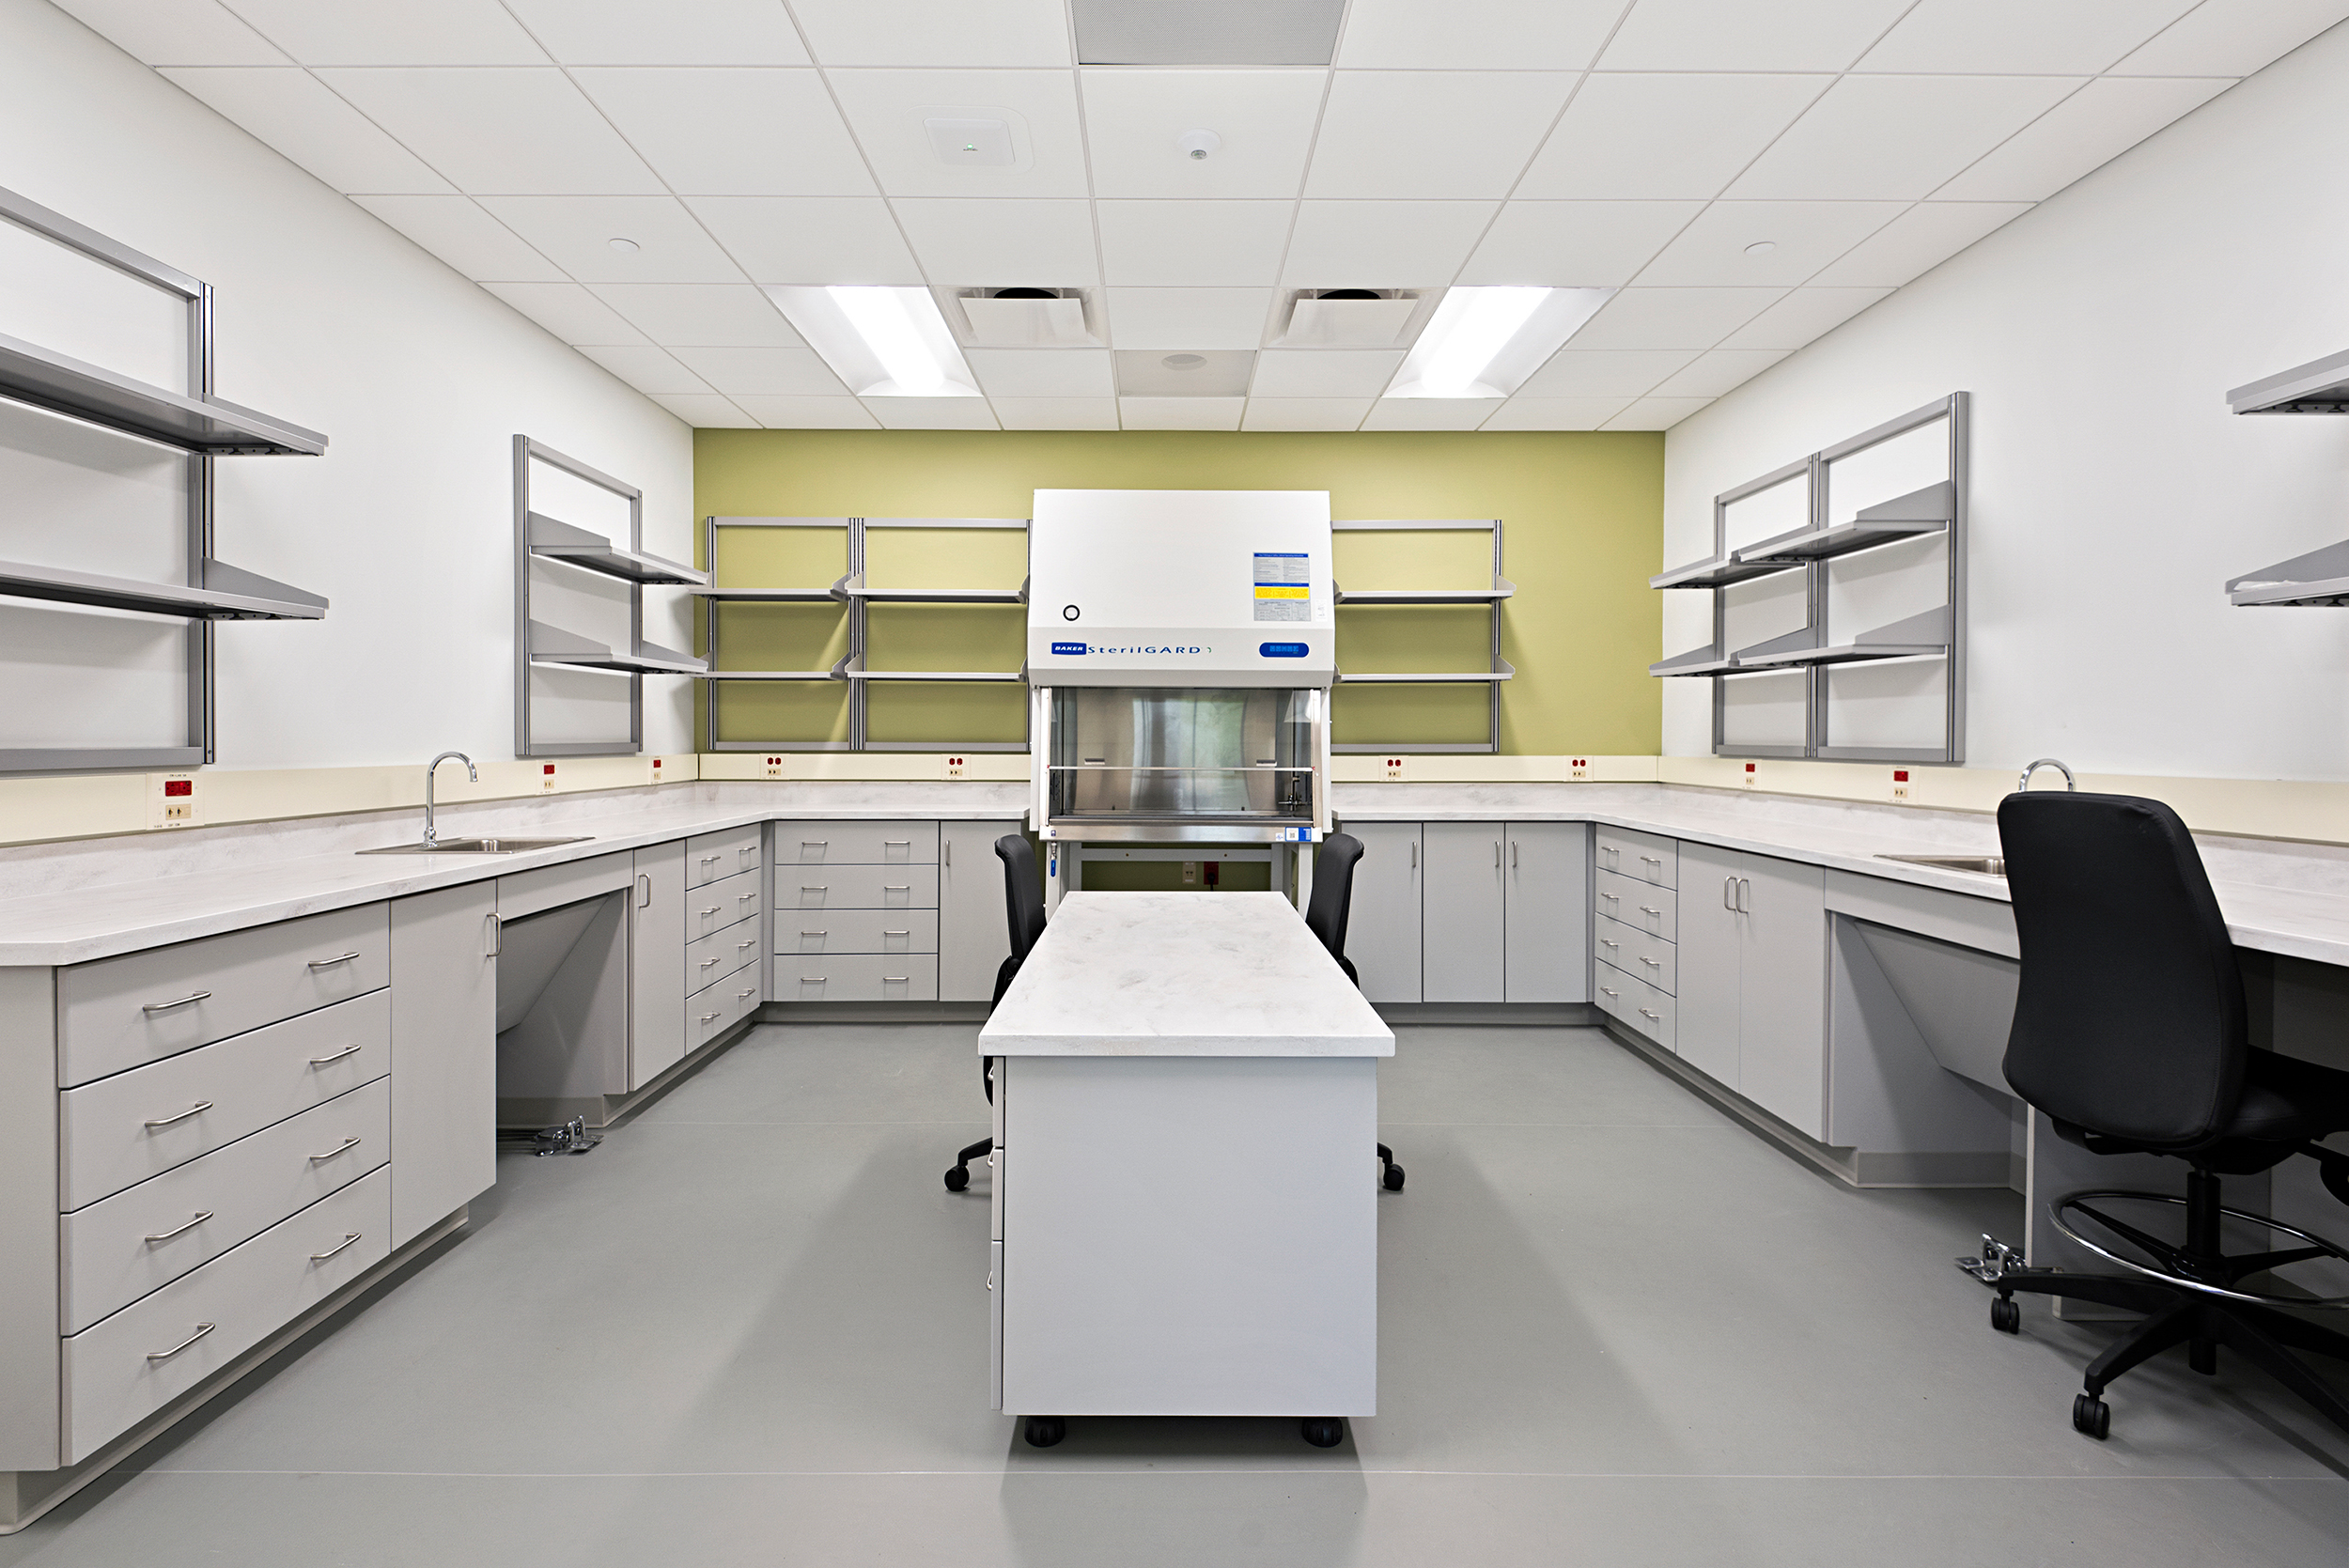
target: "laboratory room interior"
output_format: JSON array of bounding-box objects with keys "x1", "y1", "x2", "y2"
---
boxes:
[{"x1": 12, "y1": 2, "x2": 2349, "y2": 1565}]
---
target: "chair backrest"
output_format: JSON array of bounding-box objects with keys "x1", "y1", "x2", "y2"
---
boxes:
[
  {"x1": 995, "y1": 833, "x2": 1048, "y2": 962},
  {"x1": 1304, "y1": 832, "x2": 1364, "y2": 961},
  {"x1": 1997, "y1": 791, "x2": 2247, "y2": 1147}
]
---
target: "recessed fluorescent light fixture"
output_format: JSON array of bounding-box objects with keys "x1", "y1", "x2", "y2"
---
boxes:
[
  {"x1": 764, "y1": 286, "x2": 983, "y2": 397},
  {"x1": 1384, "y1": 286, "x2": 1614, "y2": 399}
]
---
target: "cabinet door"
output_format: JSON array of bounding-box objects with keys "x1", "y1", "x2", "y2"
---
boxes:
[
  {"x1": 1503, "y1": 821, "x2": 1590, "y2": 1003},
  {"x1": 1674, "y1": 843, "x2": 1743, "y2": 1083},
  {"x1": 1422, "y1": 822, "x2": 1506, "y2": 1002},
  {"x1": 1344, "y1": 822, "x2": 1423, "y2": 1003},
  {"x1": 388, "y1": 882, "x2": 497, "y2": 1248},
  {"x1": 629, "y1": 842, "x2": 687, "y2": 1089},
  {"x1": 941, "y1": 820, "x2": 1021, "y2": 1001},
  {"x1": 1735, "y1": 854, "x2": 1828, "y2": 1140}
]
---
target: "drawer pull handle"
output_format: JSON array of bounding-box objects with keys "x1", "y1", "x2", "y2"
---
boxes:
[
  {"x1": 306, "y1": 951, "x2": 362, "y2": 970},
  {"x1": 884, "y1": 885, "x2": 910, "y2": 891},
  {"x1": 1599, "y1": 892, "x2": 1618, "y2": 904},
  {"x1": 884, "y1": 929, "x2": 909, "y2": 937},
  {"x1": 799, "y1": 976, "x2": 826, "y2": 984},
  {"x1": 884, "y1": 840, "x2": 911, "y2": 846},
  {"x1": 309, "y1": 1232, "x2": 363, "y2": 1263},
  {"x1": 1641, "y1": 855, "x2": 1663, "y2": 867},
  {"x1": 1640, "y1": 956, "x2": 1661, "y2": 969},
  {"x1": 884, "y1": 976, "x2": 909, "y2": 984},
  {"x1": 308, "y1": 1044, "x2": 364, "y2": 1067},
  {"x1": 739, "y1": 892, "x2": 756, "y2": 901},
  {"x1": 701, "y1": 856, "x2": 723, "y2": 865},
  {"x1": 1599, "y1": 939, "x2": 1618, "y2": 950},
  {"x1": 145, "y1": 1211, "x2": 213, "y2": 1245},
  {"x1": 801, "y1": 930, "x2": 826, "y2": 936},
  {"x1": 144, "y1": 1101, "x2": 213, "y2": 1130},
  {"x1": 700, "y1": 1012, "x2": 722, "y2": 1024},
  {"x1": 800, "y1": 885, "x2": 826, "y2": 891},
  {"x1": 737, "y1": 939, "x2": 755, "y2": 951},
  {"x1": 147, "y1": 1322, "x2": 215, "y2": 1362},
  {"x1": 309, "y1": 1136, "x2": 362, "y2": 1163},
  {"x1": 1640, "y1": 906, "x2": 1660, "y2": 917},
  {"x1": 737, "y1": 987, "x2": 757, "y2": 1001},
  {"x1": 700, "y1": 957, "x2": 721, "y2": 970},
  {"x1": 1599, "y1": 986, "x2": 1618, "y2": 998},
  {"x1": 1639, "y1": 1008, "x2": 1660, "y2": 1021},
  {"x1": 701, "y1": 907, "x2": 721, "y2": 917},
  {"x1": 142, "y1": 990, "x2": 210, "y2": 1015},
  {"x1": 800, "y1": 840, "x2": 827, "y2": 846}
]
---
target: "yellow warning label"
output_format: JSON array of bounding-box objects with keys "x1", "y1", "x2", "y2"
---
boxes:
[{"x1": 1253, "y1": 585, "x2": 1309, "y2": 598}]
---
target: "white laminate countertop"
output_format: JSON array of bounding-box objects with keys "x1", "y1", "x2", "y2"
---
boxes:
[{"x1": 979, "y1": 892, "x2": 1394, "y2": 1058}]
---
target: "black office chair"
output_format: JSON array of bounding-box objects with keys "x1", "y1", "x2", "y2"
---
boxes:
[
  {"x1": 1983, "y1": 790, "x2": 2349, "y2": 1439},
  {"x1": 943, "y1": 834, "x2": 1047, "y2": 1193},
  {"x1": 1305, "y1": 832, "x2": 1404, "y2": 1193}
]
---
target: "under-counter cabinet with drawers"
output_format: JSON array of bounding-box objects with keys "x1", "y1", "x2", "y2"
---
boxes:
[
  {"x1": 1592, "y1": 826, "x2": 1678, "y2": 1046},
  {"x1": 1345, "y1": 820, "x2": 1590, "y2": 1006},
  {"x1": 774, "y1": 819, "x2": 1018, "y2": 1004}
]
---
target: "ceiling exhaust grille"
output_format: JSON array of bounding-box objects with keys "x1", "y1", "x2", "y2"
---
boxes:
[{"x1": 1074, "y1": 0, "x2": 1346, "y2": 67}]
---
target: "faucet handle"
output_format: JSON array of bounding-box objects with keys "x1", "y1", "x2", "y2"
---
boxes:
[{"x1": 2016, "y1": 757, "x2": 2076, "y2": 794}]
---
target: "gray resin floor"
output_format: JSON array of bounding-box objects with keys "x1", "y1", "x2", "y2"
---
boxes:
[{"x1": 8, "y1": 1023, "x2": 2349, "y2": 1566}]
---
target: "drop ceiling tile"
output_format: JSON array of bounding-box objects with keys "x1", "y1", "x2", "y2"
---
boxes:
[
  {"x1": 789, "y1": 0, "x2": 1073, "y2": 67},
  {"x1": 1858, "y1": 0, "x2": 2200, "y2": 75},
  {"x1": 50, "y1": 0, "x2": 289, "y2": 64},
  {"x1": 1934, "y1": 76, "x2": 2230, "y2": 203},
  {"x1": 350, "y1": 194, "x2": 565, "y2": 280},
  {"x1": 1602, "y1": 396, "x2": 1713, "y2": 429},
  {"x1": 1562, "y1": 287, "x2": 1783, "y2": 351},
  {"x1": 1303, "y1": 71, "x2": 1577, "y2": 200},
  {"x1": 1647, "y1": 349, "x2": 1787, "y2": 398},
  {"x1": 1479, "y1": 397, "x2": 1632, "y2": 430},
  {"x1": 160, "y1": 68, "x2": 454, "y2": 194},
  {"x1": 966, "y1": 349, "x2": 1115, "y2": 398},
  {"x1": 578, "y1": 344, "x2": 715, "y2": 396},
  {"x1": 1808, "y1": 201, "x2": 2030, "y2": 287},
  {"x1": 893, "y1": 199, "x2": 1101, "y2": 287},
  {"x1": 863, "y1": 396, "x2": 1003, "y2": 430},
  {"x1": 1632, "y1": 201, "x2": 1906, "y2": 287},
  {"x1": 688, "y1": 197, "x2": 925, "y2": 284},
  {"x1": 1281, "y1": 201, "x2": 1497, "y2": 288},
  {"x1": 992, "y1": 397, "x2": 1123, "y2": 429},
  {"x1": 482, "y1": 282, "x2": 648, "y2": 345},
  {"x1": 1116, "y1": 349, "x2": 1255, "y2": 396},
  {"x1": 1515, "y1": 349, "x2": 1698, "y2": 397},
  {"x1": 588, "y1": 284, "x2": 804, "y2": 347},
  {"x1": 1335, "y1": 0, "x2": 1621, "y2": 69},
  {"x1": 1717, "y1": 287, "x2": 1892, "y2": 350},
  {"x1": 731, "y1": 395, "x2": 880, "y2": 427},
  {"x1": 1360, "y1": 399, "x2": 1506, "y2": 431},
  {"x1": 1515, "y1": 74, "x2": 1832, "y2": 201},
  {"x1": 826, "y1": 70, "x2": 1087, "y2": 199},
  {"x1": 1727, "y1": 75, "x2": 2083, "y2": 201},
  {"x1": 569, "y1": 69, "x2": 875, "y2": 196},
  {"x1": 1241, "y1": 397, "x2": 1374, "y2": 430},
  {"x1": 1598, "y1": 0, "x2": 1918, "y2": 71},
  {"x1": 1458, "y1": 202, "x2": 1702, "y2": 287},
  {"x1": 669, "y1": 346, "x2": 850, "y2": 396},
  {"x1": 477, "y1": 196, "x2": 747, "y2": 283},
  {"x1": 1118, "y1": 396, "x2": 1245, "y2": 430},
  {"x1": 1097, "y1": 201, "x2": 1295, "y2": 287},
  {"x1": 648, "y1": 393, "x2": 760, "y2": 427},
  {"x1": 218, "y1": 0, "x2": 548, "y2": 64},
  {"x1": 2112, "y1": 0, "x2": 2349, "y2": 75},
  {"x1": 318, "y1": 69, "x2": 661, "y2": 194},
  {"x1": 1080, "y1": 69, "x2": 1324, "y2": 200},
  {"x1": 1101, "y1": 287, "x2": 1278, "y2": 349},
  {"x1": 502, "y1": 0, "x2": 812, "y2": 65},
  {"x1": 1249, "y1": 350, "x2": 1403, "y2": 397}
]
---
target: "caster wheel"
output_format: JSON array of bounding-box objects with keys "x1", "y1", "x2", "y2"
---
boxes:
[
  {"x1": 943, "y1": 1166, "x2": 970, "y2": 1192},
  {"x1": 2073, "y1": 1393, "x2": 2110, "y2": 1440},
  {"x1": 1023, "y1": 1415, "x2": 1066, "y2": 1449},
  {"x1": 1990, "y1": 1296, "x2": 2020, "y2": 1334},
  {"x1": 1383, "y1": 1164, "x2": 1406, "y2": 1191},
  {"x1": 1300, "y1": 1417, "x2": 1345, "y2": 1449}
]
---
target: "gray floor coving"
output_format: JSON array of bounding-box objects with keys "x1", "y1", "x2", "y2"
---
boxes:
[{"x1": 7, "y1": 1023, "x2": 2348, "y2": 1565}]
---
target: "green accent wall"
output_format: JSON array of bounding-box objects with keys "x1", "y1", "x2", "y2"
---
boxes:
[{"x1": 692, "y1": 429, "x2": 1662, "y2": 755}]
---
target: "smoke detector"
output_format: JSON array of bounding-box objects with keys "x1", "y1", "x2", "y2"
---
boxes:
[{"x1": 1176, "y1": 129, "x2": 1221, "y2": 161}]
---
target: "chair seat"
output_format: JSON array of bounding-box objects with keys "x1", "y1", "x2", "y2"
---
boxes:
[{"x1": 2055, "y1": 1048, "x2": 2349, "y2": 1171}]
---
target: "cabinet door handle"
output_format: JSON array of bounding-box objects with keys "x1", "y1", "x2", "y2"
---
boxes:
[
  {"x1": 943, "y1": 840, "x2": 951, "y2": 867},
  {"x1": 142, "y1": 990, "x2": 210, "y2": 1015},
  {"x1": 1492, "y1": 840, "x2": 1501, "y2": 868},
  {"x1": 1511, "y1": 840, "x2": 1518, "y2": 869},
  {"x1": 487, "y1": 913, "x2": 502, "y2": 957},
  {"x1": 307, "y1": 1044, "x2": 364, "y2": 1067},
  {"x1": 144, "y1": 1211, "x2": 212, "y2": 1245},
  {"x1": 309, "y1": 1136, "x2": 362, "y2": 1163},
  {"x1": 305, "y1": 951, "x2": 361, "y2": 970},
  {"x1": 637, "y1": 874, "x2": 652, "y2": 908},
  {"x1": 144, "y1": 1101, "x2": 213, "y2": 1130},
  {"x1": 309, "y1": 1233, "x2": 363, "y2": 1264},
  {"x1": 1737, "y1": 877, "x2": 1750, "y2": 914},
  {"x1": 1409, "y1": 841, "x2": 1417, "y2": 869},
  {"x1": 1724, "y1": 877, "x2": 1736, "y2": 910},
  {"x1": 147, "y1": 1322, "x2": 215, "y2": 1362}
]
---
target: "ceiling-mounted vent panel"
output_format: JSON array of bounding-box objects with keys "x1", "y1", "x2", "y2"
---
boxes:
[
  {"x1": 1074, "y1": 0, "x2": 1346, "y2": 66},
  {"x1": 953, "y1": 288, "x2": 1099, "y2": 348},
  {"x1": 1280, "y1": 290, "x2": 1426, "y2": 349}
]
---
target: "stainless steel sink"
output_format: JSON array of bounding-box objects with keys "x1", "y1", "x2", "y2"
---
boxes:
[
  {"x1": 358, "y1": 836, "x2": 592, "y2": 855},
  {"x1": 1877, "y1": 853, "x2": 2005, "y2": 877}
]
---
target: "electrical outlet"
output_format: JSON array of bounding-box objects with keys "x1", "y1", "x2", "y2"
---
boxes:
[
  {"x1": 148, "y1": 772, "x2": 201, "y2": 829},
  {"x1": 539, "y1": 762, "x2": 557, "y2": 793},
  {"x1": 1890, "y1": 768, "x2": 1911, "y2": 802},
  {"x1": 1385, "y1": 755, "x2": 1407, "y2": 782},
  {"x1": 1569, "y1": 756, "x2": 1590, "y2": 781},
  {"x1": 1742, "y1": 762, "x2": 1758, "y2": 790},
  {"x1": 1182, "y1": 861, "x2": 1199, "y2": 884},
  {"x1": 765, "y1": 754, "x2": 785, "y2": 778},
  {"x1": 944, "y1": 753, "x2": 966, "y2": 780}
]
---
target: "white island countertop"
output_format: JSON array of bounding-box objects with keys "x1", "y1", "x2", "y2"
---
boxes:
[{"x1": 980, "y1": 892, "x2": 1394, "y2": 1059}]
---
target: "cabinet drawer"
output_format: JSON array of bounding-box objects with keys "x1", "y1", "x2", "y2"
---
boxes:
[
  {"x1": 60, "y1": 1079, "x2": 389, "y2": 1334},
  {"x1": 777, "y1": 821, "x2": 937, "y2": 865},
  {"x1": 776, "y1": 955, "x2": 939, "y2": 1002},
  {"x1": 62, "y1": 1166, "x2": 390, "y2": 1464},
  {"x1": 60, "y1": 990, "x2": 390, "y2": 1212},
  {"x1": 1594, "y1": 914, "x2": 1676, "y2": 995},
  {"x1": 1595, "y1": 828, "x2": 1675, "y2": 888},
  {"x1": 688, "y1": 867, "x2": 762, "y2": 939},
  {"x1": 685, "y1": 918, "x2": 763, "y2": 990},
  {"x1": 1595, "y1": 868, "x2": 1675, "y2": 940},
  {"x1": 1595, "y1": 961, "x2": 1675, "y2": 1050},
  {"x1": 685, "y1": 970, "x2": 762, "y2": 1050},
  {"x1": 686, "y1": 825, "x2": 765, "y2": 888},
  {"x1": 59, "y1": 904, "x2": 390, "y2": 1088},
  {"x1": 776, "y1": 864, "x2": 939, "y2": 910},
  {"x1": 778, "y1": 909, "x2": 939, "y2": 955}
]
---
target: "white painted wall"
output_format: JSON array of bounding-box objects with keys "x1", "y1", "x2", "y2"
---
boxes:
[
  {"x1": 0, "y1": 0, "x2": 693, "y2": 772},
  {"x1": 1662, "y1": 20, "x2": 2349, "y2": 782}
]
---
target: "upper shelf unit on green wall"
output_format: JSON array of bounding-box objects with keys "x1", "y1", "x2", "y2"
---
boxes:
[{"x1": 1331, "y1": 520, "x2": 1514, "y2": 756}]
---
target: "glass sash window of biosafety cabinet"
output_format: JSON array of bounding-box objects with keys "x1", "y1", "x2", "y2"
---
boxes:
[{"x1": 1048, "y1": 688, "x2": 1315, "y2": 821}]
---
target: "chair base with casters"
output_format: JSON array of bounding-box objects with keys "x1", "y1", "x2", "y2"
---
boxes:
[
  {"x1": 943, "y1": 946, "x2": 1024, "y2": 1193},
  {"x1": 1308, "y1": 840, "x2": 1404, "y2": 1195}
]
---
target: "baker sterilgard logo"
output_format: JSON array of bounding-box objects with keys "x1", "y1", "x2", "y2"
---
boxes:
[{"x1": 1050, "y1": 643, "x2": 1210, "y2": 655}]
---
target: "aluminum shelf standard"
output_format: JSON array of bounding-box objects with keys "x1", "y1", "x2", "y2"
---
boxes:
[
  {"x1": 527, "y1": 512, "x2": 708, "y2": 587},
  {"x1": 0, "y1": 557, "x2": 325, "y2": 621},
  {"x1": 1330, "y1": 520, "x2": 1514, "y2": 754}
]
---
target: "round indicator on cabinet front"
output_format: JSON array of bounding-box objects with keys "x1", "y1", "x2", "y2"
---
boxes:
[{"x1": 1063, "y1": 604, "x2": 1080, "y2": 620}]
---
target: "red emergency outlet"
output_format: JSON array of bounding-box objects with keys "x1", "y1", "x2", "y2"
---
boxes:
[
  {"x1": 163, "y1": 780, "x2": 193, "y2": 798},
  {"x1": 1894, "y1": 769, "x2": 1909, "y2": 782},
  {"x1": 543, "y1": 764, "x2": 555, "y2": 775}
]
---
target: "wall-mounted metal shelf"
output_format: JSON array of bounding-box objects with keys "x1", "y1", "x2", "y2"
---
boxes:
[
  {"x1": 0, "y1": 331, "x2": 327, "y2": 457},
  {"x1": 1335, "y1": 580, "x2": 1516, "y2": 604},
  {"x1": 688, "y1": 586, "x2": 837, "y2": 603},
  {"x1": 0, "y1": 557, "x2": 326, "y2": 621},
  {"x1": 527, "y1": 621, "x2": 706, "y2": 675},
  {"x1": 527, "y1": 512, "x2": 707, "y2": 586},
  {"x1": 1330, "y1": 519, "x2": 1513, "y2": 754},
  {"x1": 691, "y1": 668, "x2": 841, "y2": 680},
  {"x1": 833, "y1": 654, "x2": 1024, "y2": 682},
  {"x1": 2228, "y1": 349, "x2": 2349, "y2": 414},
  {"x1": 1340, "y1": 659, "x2": 1516, "y2": 684},
  {"x1": 1650, "y1": 643, "x2": 1735, "y2": 678},
  {"x1": 1730, "y1": 607, "x2": 1950, "y2": 668},
  {"x1": 1730, "y1": 482, "x2": 1953, "y2": 566},
  {"x1": 2227, "y1": 540, "x2": 2349, "y2": 607},
  {"x1": 831, "y1": 571, "x2": 1026, "y2": 604},
  {"x1": 1650, "y1": 553, "x2": 1795, "y2": 590}
]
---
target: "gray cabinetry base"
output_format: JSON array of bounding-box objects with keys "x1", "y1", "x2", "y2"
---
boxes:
[
  {"x1": 760, "y1": 1001, "x2": 992, "y2": 1024},
  {"x1": 1372, "y1": 1001, "x2": 1597, "y2": 1027}
]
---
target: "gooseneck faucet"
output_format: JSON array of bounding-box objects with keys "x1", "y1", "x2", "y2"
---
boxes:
[
  {"x1": 2016, "y1": 757, "x2": 2077, "y2": 794},
  {"x1": 423, "y1": 752, "x2": 475, "y2": 847}
]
